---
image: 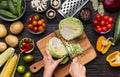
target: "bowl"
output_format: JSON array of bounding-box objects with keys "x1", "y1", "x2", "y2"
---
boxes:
[
  {"x1": 95, "y1": 28, "x2": 111, "y2": 34},
  {"x1": 19, "y1": 38, "x2": 35, "y2": 53},
  {"x1": 93, "y1": 14, "x2": 114, "y2": 34},
  {"x1": 79, "y1": 8, "x2": 92, "y2": 21},
  {"x1": 46, "y1": 9, "x2": 56, "y2": 19},
  {"x1": 27, "y1": 14, "x2": 46, "y2": 35},
  {"x1": 31, "y1": 0, "x2": 49, "y2": 13},
  {"x1": 0, "y1": 0, "x2": 26, "y2": 21}
]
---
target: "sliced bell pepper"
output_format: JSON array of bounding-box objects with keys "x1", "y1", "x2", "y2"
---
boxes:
[
  {"x1": 96, "y1": 36, "x2": 112, "y2": 54},
  {"x1": 106, "y1": 51, "x2": 120, "y2": 67}
]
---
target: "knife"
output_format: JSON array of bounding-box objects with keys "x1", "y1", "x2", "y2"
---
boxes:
[{"x1": 52, "y1": 27, "x2": 73, "y2": 61}]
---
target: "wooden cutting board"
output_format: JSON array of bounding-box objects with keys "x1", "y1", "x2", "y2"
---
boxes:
[{"x1": 36, "y1": 30, "x2": 97, "y2": 77}]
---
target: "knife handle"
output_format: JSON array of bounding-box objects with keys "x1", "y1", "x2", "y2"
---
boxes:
[{"x1": 29, "y1": 60, "x2": 44, "y2": 73}]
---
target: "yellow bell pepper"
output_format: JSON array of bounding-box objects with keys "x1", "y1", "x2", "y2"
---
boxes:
[
  {"x1": 96, "y1": 36, "x2": 112, "y2": 54},
  {"x1": 106, "y1": 51, "x2": 120, "y2": 67}
]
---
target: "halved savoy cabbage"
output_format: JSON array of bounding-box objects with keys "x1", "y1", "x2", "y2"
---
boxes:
[{"x1": 59, "y1": 17, "x2": 84, "y2": 40}]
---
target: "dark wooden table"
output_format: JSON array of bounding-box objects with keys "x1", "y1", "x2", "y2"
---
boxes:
[{"x1": 0, "y1": 0, "x2": 120, "y2": 77}]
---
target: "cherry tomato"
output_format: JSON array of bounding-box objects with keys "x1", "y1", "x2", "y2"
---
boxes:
[
  {"x1": 103, "y1": 15, "x2": 109, "y2": 21},
  {"x1": 38, "y1": 20, "x2": 43, "y2": 25},
  {"x1": 108, "y1": 17, "x2": 114, "y2": 24},
  {"x1": 96, "y1": 27, "x2": 102, "y2": 33},
  {"x1": 102, "y1": 26, "x2": 107, "y2": 32},
  {"x1": 96, "y1": 25, "x2": 100, "y2": 29},
  {"x1": 95, "y1": 14, "x2": 102, "y2": 21},
  {"x1": 41, "y1": 19, "x2": 45, "y2": 23},
  {"x1": 28, "y1": 24, "x2": 33, "y2": 30},
  {"x1": 42, "y1": 23, "x2": 46, "y2": 28},
  {"x1": 38, "y1": 26, "x2": 44, "y2": 32},
  {"x1": 100, "y1": 20, "x2": 106, "y2": 26},
  {"x1": 107, "y1": 24, "x2": 113, "y2": 29},
  {"x1": 28, "y1": 17, "x2": 32, "y2": 24},
  {"x1": 93, "y1": 20, "x2": 99, "y2": 26},
  {"x1": 33, "y1": 27, "x2": 38, "y2": 32},
  {"x1": 32, "y1": 20, "x2": 38, "y2": 26},
  {"x1": 33, "y1": 15, "x2": 40, "y2": 21}
]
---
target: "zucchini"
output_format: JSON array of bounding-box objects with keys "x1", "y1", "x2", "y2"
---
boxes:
[
  {"x1": 0, "y1": 1, "x2": 17, "y2": 9},
  {"x1": 0, "y1": 9, "x2": 17, "y2": 19},
  {"x1": 8, "y1": 0, "x2": 17, "y2": 15},
  {"x1": 0, "y1": 1, "x2": 8, "y2": 9},
  {"x1": 113, "y1": 16, "x2": 120, "y2": 45},
  {"x1": 16, "y1": 0, "x2": 23, "y2": 16}
]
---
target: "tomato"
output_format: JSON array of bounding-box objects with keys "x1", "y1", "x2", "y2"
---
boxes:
[
  {"x1": 100, "y1": 20, "x2": 106, "y2": 26},
  {"x1": 96, "y1": 25, "x2": 100, "y2": 29},
  {"x1": 95, "y1": 14, "x2": 102, "y2": 21},
  {"x1": 107, "y1": 24, "x2": 113, "y2": 29},
  {"x1": 42, "y1": 23, "x2": 46, "y2": 28},
  {"x1": 103, "y1": 15, "x2": 109, "y2": 21},
  {"x1": 28, "y1": 17, "x2": 32, "y2": 24},
  {"x1": 41, "y1": 19, "x2": 45, "y2": 23},
  {"x1": 38, "y1": 26, "x2": 44, "y2": 32},
  {"x1": 38, "y1": 20, "x2": 43, "y2": 25},
  {"x1": 17, "y1": 65, "x2": 26, "y2": 74},
  {"x1": 108, "y1": 17, "x2": 114, "y2": 24},
  {"x1": 33, "y1": 27, "x2": 38, "y2": 32},
  {"x1": 32, "y1": 20, "x2": 38, "y2": 26},
  {"x1": 93, "y1": 20, "x2": 99, "y2": 26},
  {"x1": 33, "y1": 15, "x2": 40, "y2": 21},
  {"x1": 28, "y1": 24, "x2": 33, "y2": 30},
  {"x1": 102, "y1": 26, "x2": 107, "y2": 32},
  {"x1": 96, "y1": 27, "x2": 102, "y2": 33}
]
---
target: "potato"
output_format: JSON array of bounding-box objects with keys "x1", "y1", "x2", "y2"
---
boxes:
[
  {"x1": 5, "y1": 35, "x2": 18, "y2": 47},
  {"x1": 0, "y1": 24, "x2": 7, "y2": 38},
  {"x1": 10, "y1": 21, "x2": 24, "y2": 35},
  {"x1": 0, "y1": 42, "x2": 7, "y2": 52}
]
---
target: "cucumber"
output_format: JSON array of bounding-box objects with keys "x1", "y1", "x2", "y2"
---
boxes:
[
  {"x1": 113, "y1": 16, "x2": 120, "y2": 45},
  {"x1": 0, "y1": 1, "x2": 8, "y2": 9},
  {"x1": 16, "y1": 0, "x2": 23, "y2": 16},
  {"x1": 8, "y1": 0, "x2": 17, "y2": 15},
  {"x1": 60, "y1": 57, "x2": 69, "y2": 64},
  {"x1": 0, "y1": 9, "x2": 17, "y2": 19}
]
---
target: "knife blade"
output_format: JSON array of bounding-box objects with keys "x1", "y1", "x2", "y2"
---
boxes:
[{"x1": 52, "y1": 27, "x2": 73, "y2": 61}]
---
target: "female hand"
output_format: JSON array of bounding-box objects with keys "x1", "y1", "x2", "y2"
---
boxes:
[
  {"x1": 43, "y1": 45, "x2": 65, "y2": 77},
  {"x1": 69, "y1": 57, "x2": 86, "y2": 77}
]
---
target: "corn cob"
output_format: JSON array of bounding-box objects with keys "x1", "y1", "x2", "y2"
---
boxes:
[
  {"x1": 0, "y1": 47, "x2": 15, "y2": 67},
  {"x1": 0, "y1": 54, "x2": 18, "y2": 77}
]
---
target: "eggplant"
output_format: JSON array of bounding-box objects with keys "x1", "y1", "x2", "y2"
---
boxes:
[{"x1": 113, "y1": 16, "x2": 120, "y2": 45}]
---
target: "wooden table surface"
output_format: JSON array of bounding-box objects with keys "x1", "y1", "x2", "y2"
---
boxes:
[{"x1": 0, "y1": 0, "x2": 120, "y2": 77}]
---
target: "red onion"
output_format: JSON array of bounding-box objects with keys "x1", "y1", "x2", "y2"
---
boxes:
[{"x1": 103, "y1": 0, "x2": 120, "y2": 12}]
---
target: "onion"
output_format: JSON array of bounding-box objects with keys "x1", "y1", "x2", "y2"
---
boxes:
[{"x1": 103, "y1": 0, "x2": 120, "y2": 12}]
